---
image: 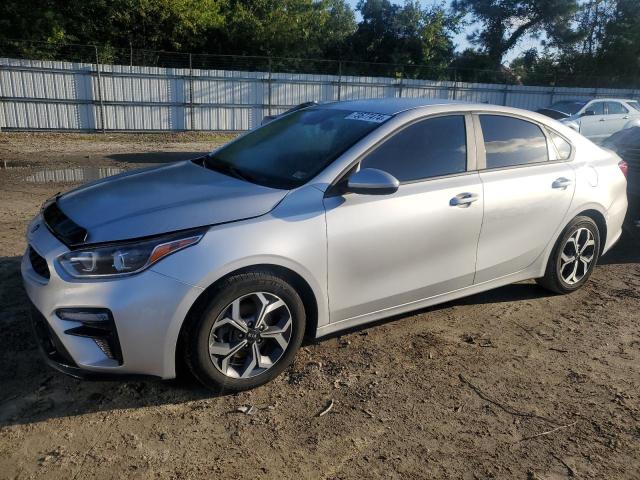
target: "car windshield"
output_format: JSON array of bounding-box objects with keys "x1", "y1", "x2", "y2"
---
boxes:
[
  {"x1": 549, "y1": 101, "x2": 587, "y2": 115},
  {"x1": 205, "y1": 108, "x2": 390, "y2": 189}
]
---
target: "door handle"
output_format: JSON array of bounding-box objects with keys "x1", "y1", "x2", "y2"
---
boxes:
[
  {"x1": 450, "y1": 192, "x2": 478, "y2": 207},
  {"x1": 623, "y1": 115, "x2": 630, "y2": 119},
  {"x1": 552, "y1": 177, "x2": 572, "y2": 189},
  {"x1": 599, "y1": 118, "x2": 606, "y2": 122}
]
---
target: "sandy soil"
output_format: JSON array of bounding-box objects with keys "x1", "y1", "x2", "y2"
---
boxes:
[{"x1": 0, "y1": 133, "x2": 639, "y2": 480}]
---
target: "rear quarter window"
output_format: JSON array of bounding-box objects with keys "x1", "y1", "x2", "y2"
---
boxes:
[{"x1": 549, "y1": 132, "x2": 572, "y2": 160}]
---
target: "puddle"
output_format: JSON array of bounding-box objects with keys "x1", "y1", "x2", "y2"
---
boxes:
[
  {"x1": 1, "y1": 160, "x2": 33, "y2": 169},
  {"x1": 25, "y1": 166, "x2": 124, "y2": 184}
]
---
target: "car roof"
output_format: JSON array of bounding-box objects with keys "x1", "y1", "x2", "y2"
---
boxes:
[
  {"x1": 322, "y1": 98, "x2": 465, "y2": 115},
  {"x1": 320, "y1": 98, "x2": 578, "y2": 125},
  {"x1": 587, "y1": 98, "x2": 637, "y2": 102}
]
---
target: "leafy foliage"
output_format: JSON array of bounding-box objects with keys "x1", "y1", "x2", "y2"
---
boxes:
[
  {"x1": 1, "y1": 0, "x2": 639, "y2": 87},
  {"x1": 451, "y1": 0, "x2": 579, "y2": 68}
]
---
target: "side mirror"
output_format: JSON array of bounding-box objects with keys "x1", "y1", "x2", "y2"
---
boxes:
[
  {"x1": 346, "y1": 168, "x2": 399, "y2": 195},
  {"x1": 583, "y1": 110, "x2": 596, "y2": 116}
]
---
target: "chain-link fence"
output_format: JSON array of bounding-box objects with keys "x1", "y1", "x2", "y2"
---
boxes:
[
  {"x1": 2, "y1": 39, "x2": 638, "y2": 88},
  {"x1": 1, "y1": 39, "x2": 639, "y2": 132}
]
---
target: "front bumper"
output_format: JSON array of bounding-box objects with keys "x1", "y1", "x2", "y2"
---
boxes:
[{"x1": 22, "y1": 215, "x2": 204, "y2": 379}]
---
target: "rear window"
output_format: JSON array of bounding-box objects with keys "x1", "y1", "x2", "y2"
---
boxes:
[
  {"x1": 549, "y1": 101, "x2": 586, "y2": 115},
  {"x1": 606, "y1": 102, "x2": 628, "y2": 115},
  {"x1": 627, "y1": 101, "x2": 640, "y2": 111},
  {"x1": 480, "y1": 115, "x2": 548, "y2": 169}
]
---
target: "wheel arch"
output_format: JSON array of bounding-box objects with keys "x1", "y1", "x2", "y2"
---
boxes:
[
  {"x1": 534, "y1": 205, "x2": 608, "y2": 280},
  {"x1": 175, "y1": 263, "x2": 319, "y2": 375},
  {"x1": 576, "y1": 208, "x2": 607, "y2": 255}
]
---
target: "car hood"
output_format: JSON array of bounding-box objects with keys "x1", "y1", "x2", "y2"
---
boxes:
[{"x1": 55, "y1": 159, "x2": 288, "y2": 244}]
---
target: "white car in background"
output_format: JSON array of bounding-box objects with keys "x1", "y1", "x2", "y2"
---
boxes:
[{"x1": 537, "y1": 98, "x2": 640, "y2": 143}]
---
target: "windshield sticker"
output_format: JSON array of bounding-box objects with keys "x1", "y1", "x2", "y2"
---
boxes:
[{"x1": 345, "y1": 112, "x2": 391, "y2": 123}]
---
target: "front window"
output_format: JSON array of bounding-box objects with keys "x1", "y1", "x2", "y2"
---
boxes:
[
  {"x1": 360, "y1": 115, "x2": 467, "y2": 182},
  {"x1": 205, "y1": 108, "x2": 390, "y2": 189},
  {"x1": 549, "y1": 101, "x2": 586, "y2": 115},
  {"x1": 586, "y1": 102, "x2": 605, "y2": 115}
]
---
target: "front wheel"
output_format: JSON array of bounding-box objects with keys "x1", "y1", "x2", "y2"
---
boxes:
[
  {"x1": 184, "y1": 272, "x2": 306, "y2": 392},
  {"x1": 536, "y1": 216, "x2": 600, "y2": 294}
]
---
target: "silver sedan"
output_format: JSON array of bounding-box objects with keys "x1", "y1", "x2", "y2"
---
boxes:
[{"x1": 22, "y1": 99, "x2": 628, "y2": 391}]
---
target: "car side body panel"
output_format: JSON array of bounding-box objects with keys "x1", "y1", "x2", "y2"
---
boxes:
[
  {"x1": 324, "y1": 173, "x2": 484, "y2": 322},
  {"x1": 474, "y1": 162, "x2": 576, "y2": 283}
]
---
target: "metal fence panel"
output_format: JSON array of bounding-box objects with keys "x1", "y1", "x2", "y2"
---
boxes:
[{"x1": 1, "y1": 56, "x2": 640, "y2": 132}]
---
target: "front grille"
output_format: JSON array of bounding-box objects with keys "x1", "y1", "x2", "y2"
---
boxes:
[{"x1": 28, "y1": 246, "x2": 50, "y2": 279}]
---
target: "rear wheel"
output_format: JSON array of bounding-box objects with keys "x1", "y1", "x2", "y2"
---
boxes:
[
  {"x1": 537, "y1": 216, "x2": 600, "y2": 294},
  {"x1": 185, "y1": 272, "x2": 305, "y2": 392}
]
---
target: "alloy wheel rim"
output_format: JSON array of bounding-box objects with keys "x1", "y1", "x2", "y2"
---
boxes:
[
  {"x1": 559, "y1": 227, "x2": 595, "y2": 285},
  {"x1": 208, "y1": 292, "x2": 292, "y2": 379}
]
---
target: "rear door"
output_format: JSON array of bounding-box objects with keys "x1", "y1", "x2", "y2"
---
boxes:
[
  {"x1": 474, "y1": 114, "x2": 576, "y2": 283},
  {"x1": 579, "y1": 101, "x2": 607, "y2": 141},
  {"x1": 324, "y1": 114, "x2": 484, "y2": 323},
  {"x1": 604, "y1": 101, "x2": 630, "y2": 136}
]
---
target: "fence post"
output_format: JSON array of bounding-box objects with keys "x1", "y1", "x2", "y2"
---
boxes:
[
  {"x1": 452, "y1": 69, "x2": 458, "y2": 100},
  {"x1": 397, "y1": 73, "x2": 403, "y2": 98},
  {"x1": 502, "y1": 84, "x2": 509, "y2": 106},
  {"x1": 337, "y1": 61, "x2": 342, "y2": 101},
  {"x1": 267, "y1": 57, "x2": 273, "y2": 117},
  {"x1": 189, "y1": 53, "x2": 194, "y2": 131},
  {"x1": 94, "y1": 45, "x2": 106, "y2": 134},
  {"x1": 0, "y1": 65, "x2": 3, "y2": 132}
]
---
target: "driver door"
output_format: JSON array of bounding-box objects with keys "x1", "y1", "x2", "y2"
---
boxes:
[
  {"x1": 323, "y1": 114, "x2": 484, "y2": 323},
  {"x1": 579, "y1": 101, "x2": 607, "y2": 141}
]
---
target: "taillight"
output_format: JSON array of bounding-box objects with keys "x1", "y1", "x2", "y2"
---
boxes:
[{"x1": 618, "y1": 159, "x2": 628, "y2": 178}]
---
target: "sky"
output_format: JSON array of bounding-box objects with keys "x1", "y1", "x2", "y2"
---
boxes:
[{"x1": 344, "y1": 0, "x2": 543, "y2": 64}]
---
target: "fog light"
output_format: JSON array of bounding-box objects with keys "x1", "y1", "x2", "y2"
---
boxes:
[
  {"x1": 57, "y1": 309, "x2": 110, "y2": 323},
  {"x1": 56, "y1": 308, "x2": 123, "y2": 364}
]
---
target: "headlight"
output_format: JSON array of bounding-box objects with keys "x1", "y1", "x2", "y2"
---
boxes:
[{"x1": 58, "y1": 229, "x2": 205, "y2": 278}]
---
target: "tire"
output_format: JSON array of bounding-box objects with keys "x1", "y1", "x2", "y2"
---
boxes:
[
  {"x1": 536, "y1": 216, "x2": 601, "y2": 294},
  {"x1": 184, "y1": 271, "x2": 305, "y2": 392}
]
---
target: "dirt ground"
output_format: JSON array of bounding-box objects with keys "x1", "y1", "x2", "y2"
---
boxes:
[{"x1": 0, "y1": 132, "x2": 639, "y2": 480}]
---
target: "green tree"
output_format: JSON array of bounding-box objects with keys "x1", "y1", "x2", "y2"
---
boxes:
[
  {"x1": 215, "y1": 0, "x2": 355, "y2": 59},
  {"x1": 595, "y1": 0, "x2": 640, "y2": 82},
  {"x1": 347, "y1": 0, "x2": 459, "y2": 75},
  {"x1": 452, "y1": 0, "x2": 579, "y2": 69},
  {"x1": 509, "y1": 48, "x2": 558, "y2": 85}
]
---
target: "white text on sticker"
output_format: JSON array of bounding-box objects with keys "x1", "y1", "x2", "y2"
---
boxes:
[{"x1": 345, "y1": 112, "x2": 391, "y2": 123}]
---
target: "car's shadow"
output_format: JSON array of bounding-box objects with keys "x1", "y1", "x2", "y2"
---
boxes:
[{"x1": 2, "y1": 226, "x2": 638, "y2": 427}]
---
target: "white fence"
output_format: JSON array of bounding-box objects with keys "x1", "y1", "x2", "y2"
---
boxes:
[{"x1": 1, "y1": 57, "x2": 639, "y2": 132}]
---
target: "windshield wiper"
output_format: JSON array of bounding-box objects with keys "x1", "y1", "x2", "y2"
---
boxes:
[{"x1": 204, "y1": 155, "x2": 252, "y2": 182}]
